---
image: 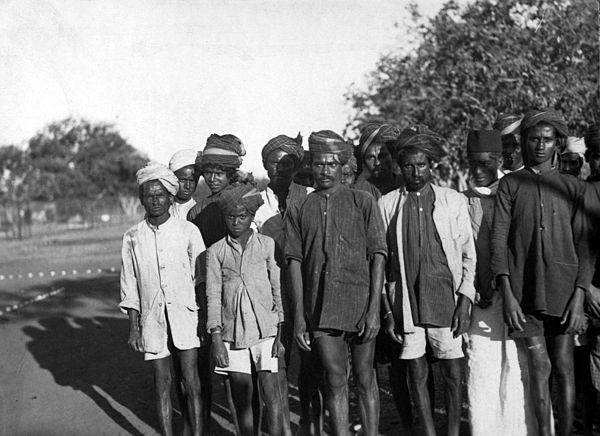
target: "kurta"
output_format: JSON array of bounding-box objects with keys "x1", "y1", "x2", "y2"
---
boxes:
[{"x1": 169, "y1": 198, "x2": 196, "y2": 221}]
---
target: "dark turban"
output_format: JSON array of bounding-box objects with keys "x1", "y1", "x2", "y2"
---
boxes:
[
  {"x1": 493, "y1": 113, "x2": 522, "y2": 136},
  {"x1": 217, "y1": 184, "x2": 264, "y2": 216},
  {"x1": 393, "y1": 125, "x2": 446, "y2": 163},
  {"x1": 466, "y1": 130, "x2": 502, "y2": 154},
  {"x1": 201, "y1": 133, "x2": 245, "y2": 169},
  {"x1": 520, "y1": 109, "x2": 569, "y2": 140},
  {"x1": 308, "y1": 130, "x2": 352, "y2": 164},
  {"x1": 261, "y1": 132, "x2": 304, "y2": 162},
  {"x1": 358, "y1": 123, "x2": 401, "y2": 156},
  {"x1": 585, "y1": 124, "x2": 600, "y2": 154}
]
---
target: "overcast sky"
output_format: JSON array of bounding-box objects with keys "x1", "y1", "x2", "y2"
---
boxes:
[{"x1": 0, "y1": 0, "x2": 449, "y2": 176}]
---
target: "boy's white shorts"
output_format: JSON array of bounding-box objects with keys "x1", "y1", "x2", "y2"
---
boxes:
[{"x1": 215, "y1": 337, "x2": 278, "y2": 375}]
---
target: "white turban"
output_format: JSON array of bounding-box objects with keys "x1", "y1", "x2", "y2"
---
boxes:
[
  {"x1": 136, "y1": 162, "x2": 179, "y2": 195},
  {"x1": 563, "y1": 137, "x2": 586, "y2": 158},
  {"x1": 168, "y1": 149, "x2": 198, "y2": 172}
]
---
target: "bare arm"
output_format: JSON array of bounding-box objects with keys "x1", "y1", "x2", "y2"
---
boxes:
[
  {"x1": 287, "y1": 259, "x2": 310, "y2": 351},
  {"x1": 359, "y1": 253, "x2": 385, "y2": 342},
  {"x1": 127, "y1": 308, "x2": 143, "y2": 352}
]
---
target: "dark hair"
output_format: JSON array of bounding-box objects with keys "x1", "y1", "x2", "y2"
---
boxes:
[
  {"x1": 200, "y1": 163, "x2": 237, "y2": 182},
  {"x1": 397, "y1": 146, "x2": 434, "y2": 166}
]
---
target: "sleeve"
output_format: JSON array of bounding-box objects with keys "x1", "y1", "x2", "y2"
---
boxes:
[
  {"x1": 455, "y1": 195, "x2": 477, "y2": 302},
  {"x1": 118, "y1": 232, "x2": 140, "y2": 314},
  {"x1": 205, "y1": 246, "x2": 223, "y2": 332},
  {"x1": 187, "y1": 224, "x2": 207, "y2": 285},
  {"x1": 284, "y1": 203, "x2": 303, "y2": 262},
  {"x1": 573, "y1": 182, "x2": 593, "y2": 291},
  {"x1": 266, "y1": 237, "x2": 284, "y2": 323},
  {"x1": 364, "y1": 194, "x2": 388, "y2": 258},
  {"x1": 491, "y1": 177, "x2": 512, "y2": 279}
]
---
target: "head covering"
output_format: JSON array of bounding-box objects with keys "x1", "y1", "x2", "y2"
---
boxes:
[
  {"x1": 466, "y1": 130, "x2": 502, "y2": 154},
  {"x1": 217, "y1": 184, "x2": 264, "y2": 216},
  {"x1": 201, "y1": 133, "x2": 245, "y2": 169},
  {"x1": 345, "y1": 155, "x2": 358, "y2": 174},
  {"x1": 136, "y1": 162, "x2": 179, "y2": 195},
  {"x1": 169, "y1": 149, "x2": 198, "y2": 172},
  {"x1": 584, "y1": 124, "x2": 600, "y2": 154},
  {"x1": 562, "y1": 137, "x2": 586, "y2": 158},
  {"x1": 261, "y1": 133, "x2": 304, "y2": 162},
  {"x1": 358, "y1": 123, "x2": 401, "y2": 157},
  {"x1": 493, "y1": 113, "x2": 522, "y2": 136},
  {"x1": 394, "y1": 125, "x2": 446, "y2": 162},
  {"x1": 520, "y1": 109, "x2": 569, "y2": 139},
  {"x1": 308, "y1": 130, "x2": 347, "y2": 153}
]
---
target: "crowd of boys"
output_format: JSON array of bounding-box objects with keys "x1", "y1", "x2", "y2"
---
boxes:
[{"x1": 119, "y1": 108, "x2": 600, "y2": 436}]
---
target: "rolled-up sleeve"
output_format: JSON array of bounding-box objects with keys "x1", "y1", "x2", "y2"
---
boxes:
[
  {"x1": 364, "y1": 195, "x2": 388, "y2": 258},
  {"x1": 491, "y1": 177, "x2": 512, "y2": 279},
  {"x1": 119, "y1": 232, "x2": 140, "y2": 314},
  {"x1": 455, "y1": 196, "x2": 477, "y2": 302},
  {"x1": 206, "y1": 246, "x2": 223, "y2": 332},
  {"x1": 266, "y1": 238, "x2": 284, "y2": 323}
]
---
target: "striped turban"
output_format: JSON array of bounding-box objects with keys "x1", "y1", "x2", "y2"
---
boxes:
[
  {"x1": 201, "y1": 133, "x2": 245, "y2": 169},
  {"x1": 585, "y1": 124, "x2": 600, "y2": 154},
  {"x1": 563, "y1": 137, "x2": 586, "y2": 158},
  {"x1": 261, "y1": 132, "x2": 304, "y2": 162},
  {"x1": 217, "y1": 184, "x2": 264, "y2": 216},
  {"x1": 493, "y1": 113, "x2": 522, "y2": 136},
  {"x1": 394, "y1": 125, "x2": 446, "y2": 163},
  {"x1": 358, "y1": 123, "x2": 401, "y2": 157},
  {"x1": 169, "y1": 149, "x2": 198, "y2": 172},
  {"x1": 520, "y1": 109, "x2": 569, "y2": 140},
  {"x1": 136, "y1": 162, "x2": 179, "y2": 195}
]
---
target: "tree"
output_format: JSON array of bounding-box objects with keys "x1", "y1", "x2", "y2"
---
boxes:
[
  {"x1": 0, "y1": 145, "x2": 34, "y2": 239},
  {"x1": 345, "y1": 0, "x2": 599, "y2": 185}
]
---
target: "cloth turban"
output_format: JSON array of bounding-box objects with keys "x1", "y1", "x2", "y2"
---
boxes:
[
  {"x1": 346, "y1": 155, "x2": 358, "y2": 173},
  {"x1": 217, "y1": 184, "x2": 264, "y2": 216},
  {"x1": 585, "y1": 124, "x2": 600, "y2": 153},
  {"x1": 520, "y1": 109, "x2": 569, "y2": 140},
  {"x1": 466, "y1": 130, "x2": 502, "y2": 154},
  {"x1": 169, "y1": 149, "x2": 198, "y2": 172},
  {"x1": 562, "y1": 137, "x2": 586, "y2": 158},
  {"x1": 308, "y1": 130, "x2": 347, "y2": 153},
  {"x1": 136, "y1": 162, "x2": 179, "y2": 195},
  {"x1": 394, "y1": 125, "x2": 446, "y2": 163},
  {"x1": 493, "y1": 113, "x2": 522, "y2": 136},
  {"x1": 358, "y1": 123, "x2": 401, "y2": 157},
  {"x1": 201, "y1": 134, "x2": 245, "y2": 169},
  {"x1": 262, "y1": 133, "x2": 304, "y2": 162}
]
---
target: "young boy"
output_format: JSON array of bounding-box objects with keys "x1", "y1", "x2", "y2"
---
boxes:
[
  {"x1": 491, "y1": 109, "x2": 590, "y2": 436},
  {"x1": 119, "y1": 163, "x2": 206, "y2": 436},
  {"x1": 168, "y1": 148, "x2": 202, "y2": 220},
  {"x1": 206, "y1": 184, "x2": 286, "y2": 436}
]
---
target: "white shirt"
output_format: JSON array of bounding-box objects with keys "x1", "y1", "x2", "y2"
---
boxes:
[{"x1": 169, "y1": 198, "x2": 197, "y2": 221}]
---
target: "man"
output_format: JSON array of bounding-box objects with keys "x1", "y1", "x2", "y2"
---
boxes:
[
  {"x1": 379, "y1": 130, "x2": 475, "y2": 436},
  {"x1": 462, "y1": 130, "x2": 530, "y2": 436},
  {"x1": 168, "y1": 149, "x2": 201, "y2": 220},
  {"x1": 341, "y1": 155, "x2": 357, "y2": 187},
  {"x1": 493, "y1": 113, "x2": 524, "y2": 173},
  {"x1": 354, "y1": 123, "x2": 401, "y2": 199},
  {"x1": 491, "y1": 109, "x2": 589, "y2": 436},
  {"x1": 559, "y1": 137, "x2": 586, "y2": 178},
  {"x1": 286, "y1": 130, "x2": 387, "y2": 436}
]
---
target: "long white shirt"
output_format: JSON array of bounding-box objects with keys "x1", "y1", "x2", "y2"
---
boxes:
[
  {"x1": 169, "y1": 198, "x2": 197, "y2": 221},
  {"x1": 119, "y1": 216, "x2": 205, "y2": 353}
]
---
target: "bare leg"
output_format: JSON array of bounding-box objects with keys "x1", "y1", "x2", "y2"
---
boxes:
[
  {"x1": 547, "y1": 333, "x2": 575, "y2": 436},
  {"x1": 197, "y1": 344, "x2": 212, "y2": 435},
  {"x1": 522, "y1": 335, "x2": 552, "y2": 436},
  {"x1": 258, "y1": 371, "x2": 285, "y2": 435},
  {"x1": 277, "y1": 368, "x2": 293, "y2": 436},
  {"x1": 388, "y1": 359, "x2": 413, "y2": 432},
  {"x1": 152, "y1": 357, "x2": 174, "y2": 436},
  {"x1": 177, "y1": 348, "x2": 203, "y2": 436},
  {"x1": 439, "y1": 358, "x2": 463, "y2": 436},
  {"x1": 296, "y1": 348, "x2": 324, "y2": 436},
  {"x1": 350, "y1": 338, "x2": 379, "y2": 436},
  {"x1": 313, "y1": 334, "x2": 350, "y2": 436},
  {"x1": 406, "y1": 356, "x2": 436, "y2": 436},
  {"x1": 228, "y1": 372, "x2": 255, "y2": 436}
]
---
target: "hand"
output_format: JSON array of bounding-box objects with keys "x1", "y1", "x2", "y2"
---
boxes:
[
  {"x1": 212, "y1": 336, "x2": 229, "y2": 368},
  {"x1": 128, "y1": 328, "x2": 143, "y2": 352},
  {"x1": 499, "y1": 278, "x2": 526, "y2": 331},
  {"x1": 271, "y1": 338, "x2": 285, "y2": 358},
  {"x1": 294, "y1": 317, "x2": 311, "y2": 352},
  {"x1": 585, "y1": 285, "x2": 600, "y2": 319},
  {"x1": 451, "y1": 295, "x2": 471, "y2": 338},
  {"x1": 358, "y1": 309, "x2": 380, "y2": 343},
  {"x1": 382, "y1": 314, "x2": 403, "y2": 345},
  {"x1": 561, "y1": 287, "x2": 586, "y2": 334}
]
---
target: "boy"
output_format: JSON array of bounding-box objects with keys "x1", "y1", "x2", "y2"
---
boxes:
[
  {"x1": 168, "y1": 148, "x2": 202, "y2": 220},
  {"x1": 120, "y1": 162, "x2": 205, "y2": 436},
  {"x1": 206, "y1": 184, "x2": 286, "y2": 436},
  {"x1": 491, "y1": 109, "x2": 589, "y2": 436}
]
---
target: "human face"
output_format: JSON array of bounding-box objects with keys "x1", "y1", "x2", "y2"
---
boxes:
[
  {"x1": 559, "y1": 153, "x2": 583, "y2": 177},
  {"x1": 174, "y1": 165, "x2": 197, "y2": 202},
  {"x1": 501, "y1": 135, "x2": 523, "y2": 171},
  {"x1": 264, "y1": 150, "x2": 296, "y2": 189},
  {"x1": 311, "y1": 152, "x2": 343, "y2": 191},
  {"x1": 524, "y1": 124, "x2": 557, "y2": 167},
  {"x1": 468, "y1": 152, "x2": 501, "y2": 188},
  {"x1": 341, "y1": 164, "x2": 356, "y2": 187},
  {"x1": 203, "y1": 167, "x2": 230, "y2": 194},
  {"x1": 588, "y1": 152, "x2": 600, "y2": 180},
  {"x1": 224, "y1": 205, "x2": 253, "y2": 239},
  {"x1": 140, "y1": 181, "x2": 172, "y2": 221},
  {"x1": 399, "y1": 151, "x2": 432, "y2": 192},
  {"x1": 363, "y1": 143, "x2": 392, "y2": 180}
]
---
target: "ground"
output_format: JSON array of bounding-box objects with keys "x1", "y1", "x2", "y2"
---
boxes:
[{"x1": 0, "y1": 223, "x2": 598, "y2": 435}]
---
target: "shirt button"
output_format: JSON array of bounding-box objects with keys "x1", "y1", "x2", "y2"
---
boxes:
[
  {"x1": 419, "y1": 208, "x2": 423, "y2": 212},
  {"x1": 158, "y1": 302, "x2": 162, "y2": 307},
  {"x1": 416, "y1": 192, "x2": 420, "y2": 196}
]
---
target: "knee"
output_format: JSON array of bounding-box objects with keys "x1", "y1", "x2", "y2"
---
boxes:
[
  {"x1": 529, "y1": 346, "x2": 552, "y2": 379},
  {"x1": 182, "y1": 374, "x2": 201, "y2": 397},
  {"x1": 155, "y1": 371, "x2": 173, "y2": 393},
  {"x1": 324, "y1": 367, "x2": 347, "y2": 390},
  {"x1": 354, "y1": 367, "x2": 375, "y2": 391}
]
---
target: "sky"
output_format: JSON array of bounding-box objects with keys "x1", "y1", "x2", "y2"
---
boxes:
[{"x1": 0, "y1": 0, "x2": 450, "y2": 176}]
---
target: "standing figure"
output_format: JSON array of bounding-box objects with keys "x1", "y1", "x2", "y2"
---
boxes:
[
  {"x1": 491, "y1": 109, "x2": 589, "y2": 436},
  {"x1": 286, "y1": 130, "x2": 387, "y2": 436},
  {"x1": 559, "y1": 137, "x2": 586, "y2": 178},
  {"x1": 462, "y1": 130, "x2": 531, "y2": 435},
  {"x1": 207, "y1": 185, "x2": 286, "y2": 436},
  {"x1": 341, "y1": 155, "x2": 358, "y2": 188},
  {"x1": 120, "y1": 163, "x2": 205, "y2": 436},
  {"x1": 494, "y1": 113, "x2": 524, "y2": 174},
  {"x1": 379, "y1": 130, "x2": 475, "y2": 436},
  {"x1": 168, "y1": 149, "x2": 202, "y2": 220}
]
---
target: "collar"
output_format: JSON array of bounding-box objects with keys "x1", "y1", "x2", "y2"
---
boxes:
[
  {"x1": 470, "y1": 179, "x2": 499, "y2": 197},
  {"x1": 145, "y1": 215, "x2": 174, "y2": 231},
  {"x1": 401, "y1": 182, "x2": 433, "y2": 196},
  {"x1": 526, "y1": 166, "x2": 557, "y2": 176},
  {"x1": 313, "y1": 183, "x2": 344, "y2": 198},
  {"x1": 226, "y1": 229, "x2": 255, "y2": 249}
]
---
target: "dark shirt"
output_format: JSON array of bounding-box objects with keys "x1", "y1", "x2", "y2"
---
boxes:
[
  {"x1": 354, "y1": 174, "x2": 400, "y2": 201},
  {"x1": 491, "y1": 168, "x2": 589, "y2": 317},
  {"x1": 285, "y1": 185, "x2": 387, "y2": 332},
  {"x1": 188, "y1": 193, "x2": 228, "y2": 248},
  {"x1": 583, "y1": 180, "x2": 600, "y2": 287},
  {"x1": 401, "y1": 184, "x2": 454, "y2": 327}
]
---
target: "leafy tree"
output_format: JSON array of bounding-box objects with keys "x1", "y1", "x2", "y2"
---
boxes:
[
  {"x1": 345, "y1": 0, "x2": 599, "y2": 185},
  {"x1": 0, "y1": 145, "x2": 34, "y2": 238}
]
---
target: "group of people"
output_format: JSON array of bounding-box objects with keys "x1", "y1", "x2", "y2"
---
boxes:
[{"x1": 119, "y1": 108, "x2": 600, "y2": 436}]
